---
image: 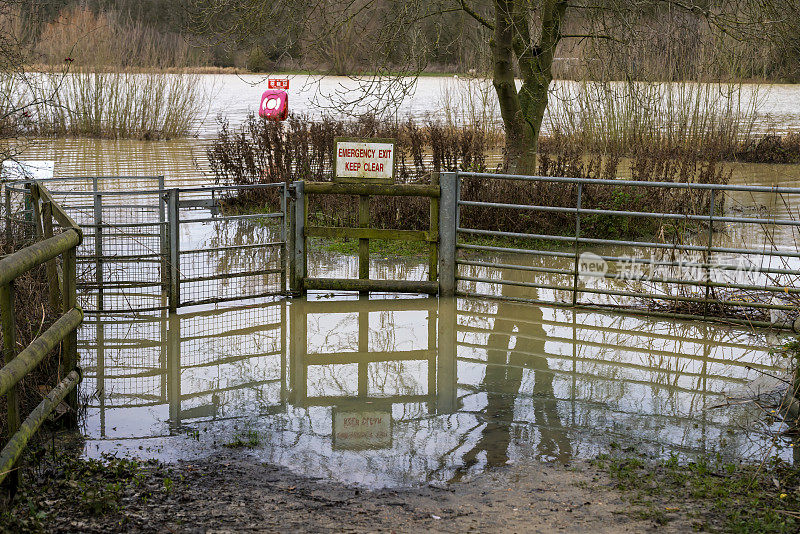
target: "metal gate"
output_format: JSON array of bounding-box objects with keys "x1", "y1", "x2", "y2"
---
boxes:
[
  {"x1": 6, "y1": 178, "x2": 289, "y2": 312},
  {"x1": 165, "y1": 183, "x2": 288, "y2": 309},
  {"x1": 440, "y1": 171, "x2": 800, "y2": 329}
]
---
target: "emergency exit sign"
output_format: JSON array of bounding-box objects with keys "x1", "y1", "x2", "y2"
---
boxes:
[{"x1": 334, "y1": 137, "x2": 395, "y2": 184}]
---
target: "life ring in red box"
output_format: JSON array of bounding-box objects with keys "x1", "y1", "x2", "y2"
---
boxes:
[{"x1": 259, "y1": 89, "x2": 288, "y2": 121}]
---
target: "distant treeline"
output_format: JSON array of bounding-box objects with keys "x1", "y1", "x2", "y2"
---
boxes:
[{"x1": 18, "y1": 1, "x2": 800, "y2": 81}]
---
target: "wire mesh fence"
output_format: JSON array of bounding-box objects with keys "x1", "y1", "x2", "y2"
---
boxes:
[{"x1": 4, "y1": 178, "x2": 289, "y2": 313}]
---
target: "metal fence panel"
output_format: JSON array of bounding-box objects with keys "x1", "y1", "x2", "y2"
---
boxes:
[
  {"x1": 453, "y1": 171, "x2": 800, "y2": 328},
  {"x1": 5, "y1": 178, "x2": 290, "y2": 313}
]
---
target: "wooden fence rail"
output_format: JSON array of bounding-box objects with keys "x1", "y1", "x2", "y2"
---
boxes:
[
  {"x1": 296, "y1": 179, "x2": 441, "y2": 295},
  {"x1": 0, "y1": 182, "x2": 83, "y2": 494}
]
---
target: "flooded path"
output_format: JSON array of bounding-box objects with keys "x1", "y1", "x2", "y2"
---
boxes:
[
  {"x1": 7, "y1": 135, "x2": 794, "y2": 488},
  {"x1": 78, "y1": 289, "x2": 784, "y2": 489}
]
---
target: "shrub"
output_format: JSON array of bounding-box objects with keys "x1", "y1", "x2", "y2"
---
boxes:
[
  {"x1": 246, "y1": 47, "x2": 271, "y2": 73},
  {"x1": 207, "y1": 114, "x2": 728, "y2": 239}
]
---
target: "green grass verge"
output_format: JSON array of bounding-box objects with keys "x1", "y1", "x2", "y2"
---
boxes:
[{"x1": 594, "y1": 451, "x2": 800, "y2": 533}]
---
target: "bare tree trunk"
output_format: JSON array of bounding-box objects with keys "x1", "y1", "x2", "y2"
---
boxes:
[
  {"x1": 492, "y1": 0, "x2": 534, "y2": 174},
  {"x1": 492, "y1": 0, "x2": 566, "y2": 175}
]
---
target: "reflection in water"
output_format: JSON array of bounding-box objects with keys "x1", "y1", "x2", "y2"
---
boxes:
[
  {"x1": 453, "y1": 267, "x2": 571, "y2": 482},
  {"x1": 78, "y1": 272, "x2": 787, "y2": 488}
]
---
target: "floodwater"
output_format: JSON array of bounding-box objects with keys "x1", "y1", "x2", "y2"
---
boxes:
[
  {"x1": 79, "y1": 291, "x2": 785, "y2": 489},
  {"x1": 10, "y1": 78, "x2": 800, "y2": 487},
  {"x1": 198, "y1": 75, "x2": 800, "y2": 137}
]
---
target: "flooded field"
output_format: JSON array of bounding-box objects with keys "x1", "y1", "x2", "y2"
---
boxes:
[{"x1": 196, "y1": 76, "x2": 800, "y2": 138}]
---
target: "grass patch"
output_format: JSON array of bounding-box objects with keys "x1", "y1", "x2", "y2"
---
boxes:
[
  {"x1": 1, "y1": 441, "x2": 180, "y2": 531},
  {"x1": 310, "y1": 237, "x2": 430, "y2": 258},
  {"x1": 594, "y1": 452, "x2": 800, "y2": 533},
  {"x1": 223, "y1": 429, "x2": 261, "y2": 449}
]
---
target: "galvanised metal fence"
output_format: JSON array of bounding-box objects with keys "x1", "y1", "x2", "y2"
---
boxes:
[
  {"x1": 170, "y1": 183, "x2": 287, "y2": 309},
  {"x1": 5, "y1": 178, "x2": 288, "y2": 313},
  {"x1": 1, "y1": 182, "x2": 83, "y2": 492},
  {"x1": 439, "y1": 171, "x2": 800, "y2": 329},
  {"x1": 7, "y1": 172, "x2": 800, "y2": 328}
]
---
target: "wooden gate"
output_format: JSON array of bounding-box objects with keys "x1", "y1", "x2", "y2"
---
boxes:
[{"x1": 289, "y1": 179, "x2": 442, "y2": 294}]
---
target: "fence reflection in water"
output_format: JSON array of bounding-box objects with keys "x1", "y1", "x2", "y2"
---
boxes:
[{"x1": 77, "y1": 292, "x2": 781, "y2": 487}]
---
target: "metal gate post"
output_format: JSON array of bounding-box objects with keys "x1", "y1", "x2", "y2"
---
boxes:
[
  {"x1": 93, "y1": 181, "x2": 104, "y2": 312},
  {"x1": 281, "y1": 183, "x2": 288, "y2": 293},
  {"x1": 291, "y1": 181, "x2": 306, "y2": 294},
  {"x1": 439, "y1": 172, "x2": 457, "y2": 297},
  {"x1": 158, "y1": 176, "x2": 167, "y2": 302},
  {"x1": 572, "y1": 182, "x2": 583, "y2": 307},
  {"x1": 167, "y1": 189, "x2": 180, "y2": 311},
  {"x1": 703, "y1": 188, "x2": 715, "y2": 319}
]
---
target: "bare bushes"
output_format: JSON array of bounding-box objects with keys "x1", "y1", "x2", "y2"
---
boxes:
[
  {"x1": 208, "y1": 113, "x2": 496, "y2": 230},
  {"x1": 8, "y1": 7, "x2": 206, "y2": 140},
  {"x1": 734, "y1": 132, "x2": 800, "y2": 164},
  {"x1": 34, "y1": 6, "x2": 196, "y2": 70},
  {"x1": 28, "y1": 71, "x2": 202, "y2": 139},
  {"x1": 207, "y1": 113, "x2": 495, "y2": 186},
  {"x1": 208, "y1": 114, "x2": 729, "y2": 238},
  {"x1": 545, "y1": 80, "x2": 761, "y2": 160},
  {"x1": 461, "y1": 142, "x2": 729, "y2": 240}
]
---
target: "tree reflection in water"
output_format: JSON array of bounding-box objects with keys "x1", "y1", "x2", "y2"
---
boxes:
[{"x1": 453, "y1": 266, "x2": 572, "y2": 481}]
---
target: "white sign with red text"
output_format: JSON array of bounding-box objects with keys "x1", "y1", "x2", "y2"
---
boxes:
[{"x1": 334, "y1": 138, "x2": 395, "y2": 184}]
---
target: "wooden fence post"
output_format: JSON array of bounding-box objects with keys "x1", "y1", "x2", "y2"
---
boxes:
[
  {"x1": 429, "y1": 173, "x2": 439, "y2": 282},
  {"x1": 358, "y1": 194, "x2": 370, "y2": 294},
  {"x1": 0, "y1": 281, "x2": 19, "y2": 491}
]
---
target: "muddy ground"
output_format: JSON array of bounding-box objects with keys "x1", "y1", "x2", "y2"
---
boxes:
[{"x1": 4, "y1": 441, "x2": 697, "y2": 533}]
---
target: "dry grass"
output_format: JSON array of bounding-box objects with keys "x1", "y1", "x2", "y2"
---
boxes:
[
  {"x1": 544, "y1": 80, "x2": 761, "y2": 159},
  {"x1": 0, "y1": 6, "x2": 208, "y2": 140}
]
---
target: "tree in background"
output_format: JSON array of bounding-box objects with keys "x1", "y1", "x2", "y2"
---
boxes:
[
  {"x1": 0, "y1": 1, "x2": 67, "y2": 161},
  {"x1": 188, "y1": 0, "x2": 782, "y2": 173}
]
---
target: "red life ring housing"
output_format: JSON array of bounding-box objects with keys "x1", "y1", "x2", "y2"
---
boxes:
[{"x1": 259, "y1": 89, "x2": 288, "y2": 121}]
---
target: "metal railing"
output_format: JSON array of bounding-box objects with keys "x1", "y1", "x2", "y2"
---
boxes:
[
  {"x1": 5, "y1": 178, "x2": 289, "y2": 313},
  {"x1": 173, "y1": 182, "x2": 288, "y2": 309},
  {"x1": 0, "y1": 182, "x2": 83, "y2": 491},
  {"x1": 439, "y1": 171, "x2": 800, "y2": 329}
]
